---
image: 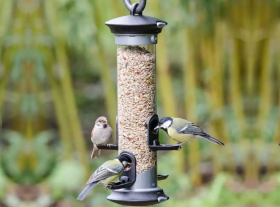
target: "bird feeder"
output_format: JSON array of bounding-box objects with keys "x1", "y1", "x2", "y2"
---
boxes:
[{"x1": 97, "y1": 0, "x2": 181, "y2": 205}]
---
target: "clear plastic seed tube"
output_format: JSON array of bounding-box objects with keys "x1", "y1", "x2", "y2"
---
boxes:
[{"x1": 117, "y1": 45, "x2": 156, "y2": 174}]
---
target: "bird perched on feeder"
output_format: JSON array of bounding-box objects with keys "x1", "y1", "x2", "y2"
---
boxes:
[
  {"x1": 91, "y1": 116, "x2": 113, "y2": 158},
  {"x1": 154, "y1": 117, "x2": 224, "y2": 146},
  {"x1": 77, "y1": 156, "x2": 128, "y2": 201}
]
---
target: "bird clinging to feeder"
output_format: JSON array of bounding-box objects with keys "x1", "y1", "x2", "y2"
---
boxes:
[{"x1": 77, "y1": 155, "x2": 129, "y2": 201}]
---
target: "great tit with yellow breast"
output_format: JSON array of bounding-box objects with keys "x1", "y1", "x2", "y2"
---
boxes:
[
  {"x1": 154, "y1": 117, "x2": 224, "y2": 146},
  {"x1": 77, "y1": 156, "x2": 128, "y2": 201}
]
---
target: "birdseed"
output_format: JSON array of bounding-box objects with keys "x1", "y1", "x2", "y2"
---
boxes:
[{"x1": 117, "y1": 46, "x2": 157, "y2": 174}]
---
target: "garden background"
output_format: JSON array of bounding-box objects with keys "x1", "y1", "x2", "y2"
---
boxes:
[{"x1": 0, "y1": 0, "x2": 279, "y2": 206}]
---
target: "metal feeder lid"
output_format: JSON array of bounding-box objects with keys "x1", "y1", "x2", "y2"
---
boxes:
[
  {"x1": 105, "y1": 15, "x2": 167, "y2": 34},
  {"x1": 105, "y1": 0, "x2": 167, "y2": 35}
]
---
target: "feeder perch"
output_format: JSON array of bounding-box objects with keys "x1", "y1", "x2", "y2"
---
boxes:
[{"x1": 97, "y1": 114, "x2": 182, "y2": 151}]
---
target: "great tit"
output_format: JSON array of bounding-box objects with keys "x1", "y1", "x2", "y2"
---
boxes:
[
  {"x1": 91, "y1": 116, "x2": 113, "y2": 158},
  {"x1": 154, "y1": 117, "x2": 224, "y2": 146},
  {"x1": 77, "y1": 156, "x2": 128, "y2": 201}
]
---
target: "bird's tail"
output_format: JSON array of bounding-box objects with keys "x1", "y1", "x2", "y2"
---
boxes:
[
  {"x1": 91, "y1": 144, "x2": 101, "y2": 159},
  {"x1": 77, "y1": 182, "x2": 98, "y2": 201},
  {"x1": 201, "y1": 136, "x2": 224, "y2": 146}
]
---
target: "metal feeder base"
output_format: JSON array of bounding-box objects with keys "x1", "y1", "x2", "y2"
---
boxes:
[
  {"x1": 106, "y1": 152, "x2": 169, "y2": 205},
  {"x1": 107, "y1": 187, "x2": 169, "y2": 206}
]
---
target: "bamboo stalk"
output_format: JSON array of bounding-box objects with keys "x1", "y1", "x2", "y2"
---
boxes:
[
  {"x1": 201, "y1": 36, "x2": 224, "y2": 175},
  {"x1": 44, "y1": 0, "x2": 90, "y2": 176},
  {"x1": 202, "y1": 19, "x2": 239, "y2": 174},
  {"x1": 0, "y1": 0, "x2": 13, "y2": 58},
  {"x1": 246, "y1": 0, "x2": 254, "y2": 114},
  {"x1": 256, "y1": 38, "x2": 271, "y2": 128},
  {"x1": 258, "y1": 38, "x2": 273, "y2": 174},
  {"x1": 277, "y1": 25, "x2": 280, "y2": 149},
  {"x1": 45, "y1": 55, "x2": 73, "y2": 159},
  {"x1": 3, "y1": 2, "x2": 26, "y2": 132},
  {"x1": 0, "y1": 63, "x2": 11, "y2": 117},
  {"x1": 228, "y1": 1, "x2": 248, "y2": 135},
  {"x1": 0, "y1": 0, "x2": 14, "y2": 117},
  {"x1": 229, "y1": 0, "x2": 255, "y2": 186},
  {"x1": 8, "y1": 5, "x2": 27, "y2": 132},
  {"x1": 182, "y1": 28, "x2": 201, "y2": 185},
  {"x1": 273, "y1": 25, "x2": 280, "y2": 146},
  {"x1": 149, "y1": 0, "x2": 185, "y2": 174},
  {"x1": 55, "y1": 36, "x2": 90, "y2": 174},
  {"x1": 30, "y1": 4, "x2": 73, "y2": 152},
  {"x1": 229, "y1": 38, "x2": 247, "y2": 132},
  {"x1": 156, "y1": 37, "x2": 177, "y2": 117},
  {"x1": 229, "y1": 37, "x2": 248, "y2": 177}
]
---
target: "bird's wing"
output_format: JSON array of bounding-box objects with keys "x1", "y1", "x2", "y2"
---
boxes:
[
  {"x1": 179, "y1": 123, "x2": 224, "y2": 145},
  {"x1": 179, "y1": 123, "x2": 208, "y2": 137},
  {"x1": 86, "y1": 160, "x2": 123, "y2": 185},
  {"x1": 172, "y1": 118, "x2": 191, "y2": 131},
  {"x1": 108, "y1": 126, "x2": 113, "y2": 136}
]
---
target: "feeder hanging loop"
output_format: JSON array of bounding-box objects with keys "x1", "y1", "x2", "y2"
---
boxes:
[{"x1": 123, "y1": 0, "x2": 146, "y2": 15}]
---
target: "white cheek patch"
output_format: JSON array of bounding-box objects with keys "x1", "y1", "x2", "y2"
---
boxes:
[
  {"x1": 161, "y1": 120, "x2": 172, "y2": 129},
  {"x1": 95, "y1": 123, "x2": 103, "y2": 128}
]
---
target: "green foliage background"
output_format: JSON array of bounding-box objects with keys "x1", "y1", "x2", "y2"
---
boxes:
[{"x1": 0, "y1": 0, "x2": 279, "y2": 206}]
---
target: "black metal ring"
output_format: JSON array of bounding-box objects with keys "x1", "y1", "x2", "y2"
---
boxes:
[{"x1": 123, "y1": 0, "x2": 146, "y2": 15}]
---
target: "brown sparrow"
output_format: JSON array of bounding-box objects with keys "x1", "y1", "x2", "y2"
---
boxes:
[{"x1": 91, "y1": 116, "x2": 112, "y2": 158}]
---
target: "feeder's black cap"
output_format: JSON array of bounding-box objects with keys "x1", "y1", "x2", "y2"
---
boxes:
[{"x1": 105, "y1": 15, "x2": 167, "y2": 34}]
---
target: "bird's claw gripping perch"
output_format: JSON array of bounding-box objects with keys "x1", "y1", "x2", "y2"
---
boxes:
[
  {"x1": 107, "y1": 143, "x2": 113, "y2": 148},
  {"x1": 176, "y1": 142, "x2": 187, "y2": 150},
  {"x1": 179, "y1": 142, "x2": 187, "y2": 146},
  {"x1": 107, "y1": 182, "x2": 117, "y2": 189}
]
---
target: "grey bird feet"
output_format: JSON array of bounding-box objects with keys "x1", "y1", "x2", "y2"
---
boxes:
[{"x1": 176, "y1": 143, "x2": 182, "y2": 151}]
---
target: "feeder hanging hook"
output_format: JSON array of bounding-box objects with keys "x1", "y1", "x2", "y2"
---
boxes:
[{"x1": 123, "y1": 0, "x2": 146, "y2": 15}]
